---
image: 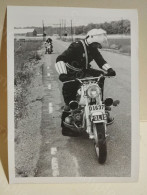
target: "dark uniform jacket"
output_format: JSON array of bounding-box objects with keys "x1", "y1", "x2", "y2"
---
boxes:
[
  {"x1": 56, "y1": 40, "x2": 107, "y2": 104},
  {"x1": 56, "y1": 40, "x2": 107, "y2": 72}
]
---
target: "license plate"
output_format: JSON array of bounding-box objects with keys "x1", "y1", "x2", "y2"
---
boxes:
[
  {"x1": 89, "y1": 104, "x2": 105, "y2": 112},
  {"x1": 92, "y1": 114, "x2": 107, "y2": 121}
]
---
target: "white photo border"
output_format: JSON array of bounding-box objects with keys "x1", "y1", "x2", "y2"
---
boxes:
[{"x1": 7, "y1": 6, "x2": 139, "y2": 183}]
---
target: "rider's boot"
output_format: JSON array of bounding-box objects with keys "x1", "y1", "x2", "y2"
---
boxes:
[{"x1": 61, "y1": 111, "x2": 69, "y2": 128}]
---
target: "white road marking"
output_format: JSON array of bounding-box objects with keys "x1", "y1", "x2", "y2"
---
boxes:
[
  {"x1": 49, "y1": 102, "x2": 53, "y2": 114},
  {"x1": 45, "y1": 141, "x2": 50, "y2": 144},
  {"x1": 72, "y1": 156, "x2": 80, "y2": 177},
  {"x1": 48, "y1": 84, "x2": 51, "y2": 90},
  {"x1": 51, "y1": 157, "x2": 59, "y2": 177},
  {"x1": 47, "y1": 73, "x2": 50, "y2": 77},
  {"x1": 51, "y1": 147, "x2": 57, "y2": 155}
]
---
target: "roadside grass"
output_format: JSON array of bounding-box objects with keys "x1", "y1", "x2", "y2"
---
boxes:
[
  {"x1": 14, "y1": 40, "x2": 43, "y2": 126},
  {"x1": 14, "y1": 39, "x2": 45, "y2": 177},
  {"x1": 108, "y1": 38, "x2": 131, "y2": 55},
  {"x1": 14, "y1": 40, "x2": 42, "y2": 72},
  {"x1": 108, "y1": 38, "x2": 130, "y2": 48}
]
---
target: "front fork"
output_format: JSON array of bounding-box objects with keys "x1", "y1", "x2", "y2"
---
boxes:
[{"x1": 85, "y1": 101, "x2": 91, "y2": 135}]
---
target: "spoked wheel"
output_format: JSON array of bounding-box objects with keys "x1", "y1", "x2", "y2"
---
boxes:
[{"x1": 93, "y1": 123, "x2": 107, "y2": 164}]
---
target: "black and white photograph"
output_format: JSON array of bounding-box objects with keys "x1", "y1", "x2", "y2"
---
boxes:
[{"x1": 7, "y1": 6, "x2": 139, "y2": 183}]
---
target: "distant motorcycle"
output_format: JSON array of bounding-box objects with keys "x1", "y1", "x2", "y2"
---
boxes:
[
  {"x1": 63, "y1": 74, "x2": 119, "y2": 164},
  {"x1": 45, "y1": 42, "x2": 53, "y2": 54}
]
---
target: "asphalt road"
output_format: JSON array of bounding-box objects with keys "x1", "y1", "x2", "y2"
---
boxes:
[{"x1": 35, "y1": 38, "x2": 131, "y2": 177}]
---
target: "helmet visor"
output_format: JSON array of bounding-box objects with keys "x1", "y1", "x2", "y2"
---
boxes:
[{"x1": 94, "y1": 34, "x2": 109, "y2": 48}]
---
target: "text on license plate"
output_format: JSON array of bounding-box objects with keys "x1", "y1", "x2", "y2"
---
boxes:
[
  {"x1": 92, "y1": 114, "x2": 107, "y2": 121},
  {"x1": 89, "y1": 104, "x2": 105, "y2": 112}
]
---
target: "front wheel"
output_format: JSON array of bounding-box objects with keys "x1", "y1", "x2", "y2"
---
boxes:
[{"x1": 93, "y1": 123, "x2": 107, "y2": 164}]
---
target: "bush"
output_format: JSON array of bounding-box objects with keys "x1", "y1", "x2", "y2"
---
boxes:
[
  {"x1": 14, "y1": 40, "x2": 43, "y2": 72},
  {"x1": 35, "y1": 52, "x2": 41, "y2": 60},
  {"x1": 14, "y1": 83, "x2": 28, "y2": 121},
  {"x1": 119, "y1": 45, "x2": 131, "y2": 54},
  {"x1": 109, "y1": 44, "x2": 121, "y2": 50},
  {"x1": 14, "y1": 62, "x2": 34, "y2": 122}
]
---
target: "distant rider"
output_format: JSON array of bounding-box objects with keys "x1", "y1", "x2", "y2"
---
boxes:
[
  {"x1": 45, "y1": 37, "x2": 53, "y2": 53},
  {"x1": 55, "y1": 29, "x2": 116, "y2": 136}
]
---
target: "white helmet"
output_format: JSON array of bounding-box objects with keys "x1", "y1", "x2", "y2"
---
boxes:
[{"x1": 86, "y1": 28, "x2": 108, "y2": 47}]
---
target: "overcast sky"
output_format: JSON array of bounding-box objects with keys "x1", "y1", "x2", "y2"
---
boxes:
[{"x1": 8, "y1": 6, "x2": 133, "y2": 28}]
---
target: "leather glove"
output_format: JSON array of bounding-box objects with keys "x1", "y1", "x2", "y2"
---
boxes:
[
  {"x1": 106, "y1": 68, "x2": 116, "y2": 76},
  {"x1": 59, "y1": 74, "x2": 71, "y2": 82},
  {"x1": 59, "y1": 74, "x2": 80, "y2": 85}
]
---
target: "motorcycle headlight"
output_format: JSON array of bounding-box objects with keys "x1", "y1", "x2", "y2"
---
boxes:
[{"x1": 87, "y1": 85, "x2": 100, "y2": 98}]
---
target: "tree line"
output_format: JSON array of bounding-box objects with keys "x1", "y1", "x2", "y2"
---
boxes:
[
  {"x1": 73, "y1": 20, "x2": 130, "y2": 35},
  {"x1": 55, "y1": 19, "x2": 130, "y2": 35},
  {"x1": 16, "y1": 19, "x2": 130, "y2": 36}
]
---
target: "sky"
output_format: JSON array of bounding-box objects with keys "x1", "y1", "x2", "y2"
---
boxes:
[{"x1": 8, "y1": 6, "x2": 133, "y2": 28}]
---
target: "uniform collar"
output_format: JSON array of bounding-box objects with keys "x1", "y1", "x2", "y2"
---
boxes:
[{"x1": 84, "y1": 39, "x2": 89, "y2": 46}]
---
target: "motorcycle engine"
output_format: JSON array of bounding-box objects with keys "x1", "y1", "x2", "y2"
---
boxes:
[
  {"x1": 73, "y1": 110, "x2": 83, "y2": 128},
  {"x1": 65, "y1": 109, "x2": 83, "y2": 128}
]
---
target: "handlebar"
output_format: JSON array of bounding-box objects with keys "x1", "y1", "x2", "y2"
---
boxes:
[{"x1": 63, "y1": 74, "x2": 114, "y2": 84}]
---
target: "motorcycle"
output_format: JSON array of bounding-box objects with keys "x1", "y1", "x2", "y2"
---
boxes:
[
  {"x1": 45, "y1": 42, "x2": 53, "y2": 54},
  {"x1": 62, "y1": 74, "x2": 119, "y2": 164}
]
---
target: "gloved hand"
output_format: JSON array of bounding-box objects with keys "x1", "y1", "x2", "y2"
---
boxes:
[
  {"x1": 59, "y1": 74, "x2": 71, "y2": 82},
  {"x1": 106, "y1": 68, "x2": 116, "y2": 76},
  {"x1": 59, "y1": 74, "x2": 80, "y2": 85}
]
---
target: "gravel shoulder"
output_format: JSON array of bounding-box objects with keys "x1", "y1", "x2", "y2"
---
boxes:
[{"x1": 15, "y1": 48, "x2": 45, "y2": 177}]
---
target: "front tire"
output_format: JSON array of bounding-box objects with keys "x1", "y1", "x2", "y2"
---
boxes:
[{"x1": 93, "y1": 123, "x2": 107, "y2": 164}]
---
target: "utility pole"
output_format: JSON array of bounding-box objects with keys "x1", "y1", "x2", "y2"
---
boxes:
[
  {"x1": 60, "y1": 20, "x2": 61, "y2": 39},
  {"x1": 121, "y1": 17, "x2": 124, "y2": 38},
  {"x1": 62, "y1": 19, "x2": 64, "y2": 34},
  {"x1": 42, "y1": 20, "x2": 45, "y2": 41},
  {"x1": 62, "y1": 19, "x2": 64, "y2": 38},
  {"x1": 64, "y1": 20, "x2": 67, "y2": 41},
  {"x1": 74, "y1": 25, "x2": 76, "y2": 35},
  {"x1": 63, "y1": 20, "x2": 65, "y2": 33},
  {"x1": 64, "y1": 20, "x2": 66, "y2": 32},
  {"x1": 71, "y1": 20, "x2": 73, "y2": 42}
]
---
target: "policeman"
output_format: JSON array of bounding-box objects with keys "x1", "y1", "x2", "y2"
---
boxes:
[
  {"x1": 46, "y1": 37, "x2": 53, "y2": 52},
  {"x1": 55, "y1": 29, "x2": 116, "y2": 136}
]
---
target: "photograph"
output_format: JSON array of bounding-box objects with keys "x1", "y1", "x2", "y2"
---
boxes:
[{"x1": 7, "y1": 6, "x2": 139, "y2": 183}]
